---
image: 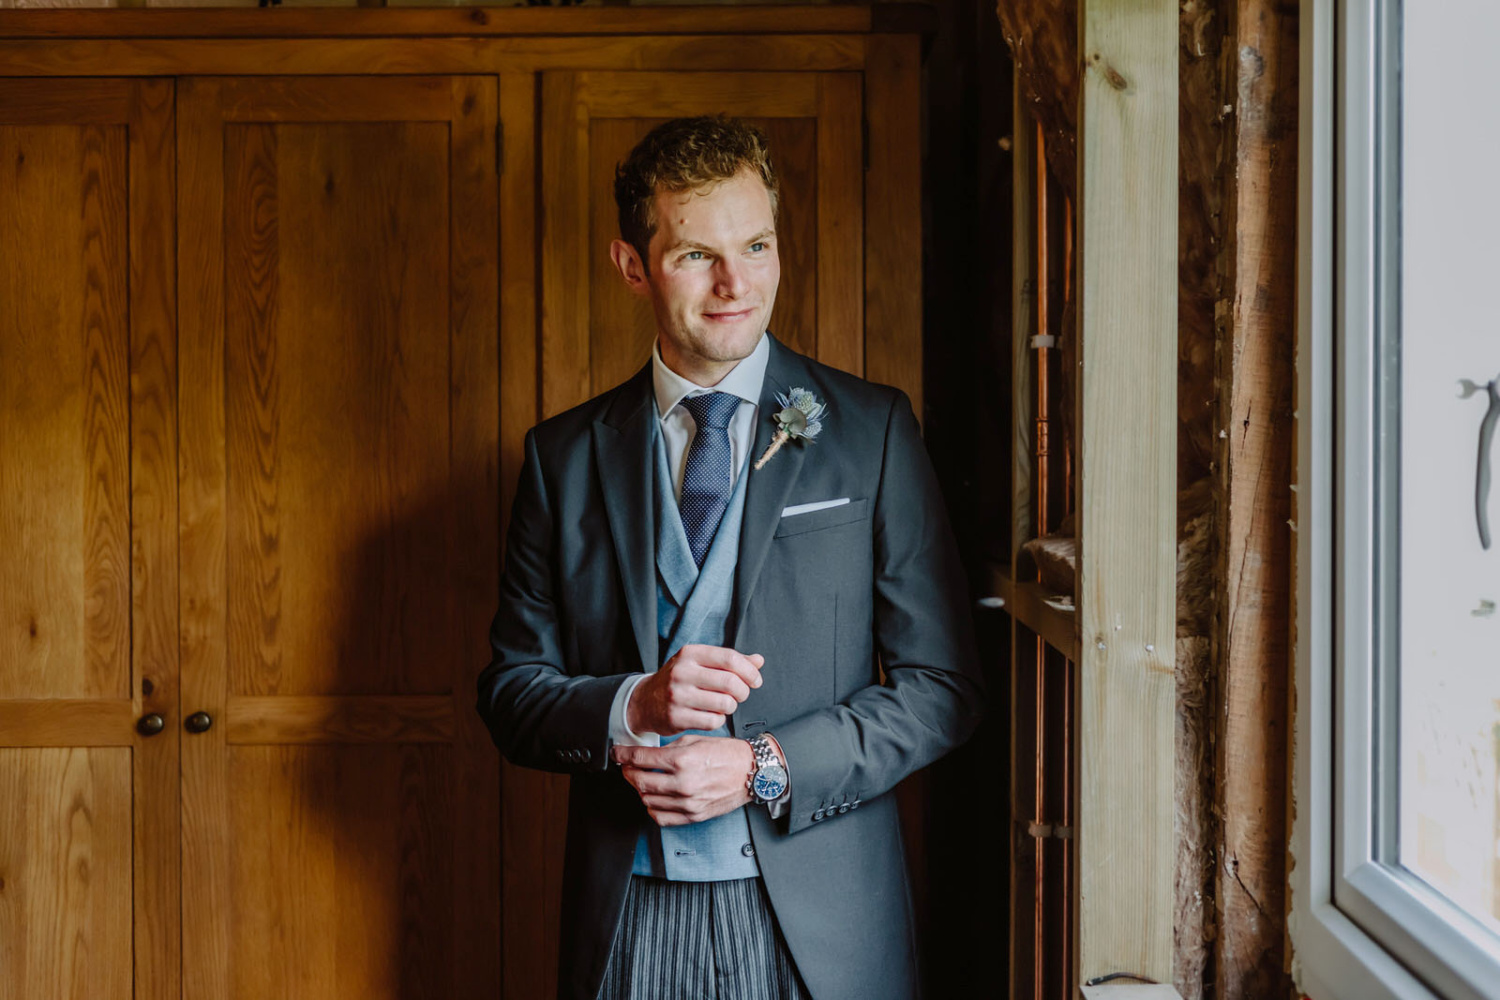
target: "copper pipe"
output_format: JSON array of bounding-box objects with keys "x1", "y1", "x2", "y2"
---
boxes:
[
  {"x1": 1061, "y1": 656, "x2": 1073, "y2": 999},
  {"x1": 1035, "y1": 120, "x2": 1051, "y2": 539},
  {"x1": 1033, "y1": 118, "x2": 1049, "y2": 1000},
  {"x1": 1062, "y1": 194, "x2": 1075, "y2": 518}
]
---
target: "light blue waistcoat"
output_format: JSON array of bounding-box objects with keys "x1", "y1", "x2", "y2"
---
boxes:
[{"x1": 630, "y1": 423, "x2": 761, "y2": 881}]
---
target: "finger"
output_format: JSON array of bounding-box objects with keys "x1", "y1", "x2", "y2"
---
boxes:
[
  {"x1": 641, "y1": 796, "x2": 701, "y2": 825},
  {"x1": 682, "y1": 645, "x2": 764, "y2": 690},
  {"x1": 666, "y1": 708, "x2": 727, "y2": 733},
  {"x1": 612, "y1": 745, "x2": 673, "y2": 770},
  {"x1": 621, "y1": 766, "x2": 684, "y2": 797},
  {"x1": 677, "y1": 663, "x2": 753, "y2": 704},
  {"x1": 672, "y1": 681, "x2": 741, "y2": 717}
]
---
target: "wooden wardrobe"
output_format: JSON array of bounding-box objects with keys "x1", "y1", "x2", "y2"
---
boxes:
[{"x1": 0, "y1": 8, "x2": 924, "y2": 1000}]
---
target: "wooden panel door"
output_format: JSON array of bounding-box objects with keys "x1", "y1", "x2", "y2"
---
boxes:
[
  {"x1": 515, "y1": 69, "x2": 863, "y2": 999},
  {"x1": 176, "y1": 76, "x2": 500, "y2": 1000},
  {"x1": 0, "y1": 79, "x2": 178, "y2": 1000}
]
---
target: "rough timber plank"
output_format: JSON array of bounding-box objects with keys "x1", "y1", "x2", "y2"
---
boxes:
[
  {"x1": 1075, "y1": 0, "x2": 1178, "y2": 988},
  {"x1": 1213, "y1": 1, "x2": 1297, "y2": 997}
]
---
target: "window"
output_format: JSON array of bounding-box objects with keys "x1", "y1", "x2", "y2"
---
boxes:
[{"x1": 1293, "y1": 1, "x2": 1500, "y2": 998}]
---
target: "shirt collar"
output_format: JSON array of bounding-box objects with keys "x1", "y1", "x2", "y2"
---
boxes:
[{"x1": 651, "y1": 331, "x2": 770, "y2": 420}]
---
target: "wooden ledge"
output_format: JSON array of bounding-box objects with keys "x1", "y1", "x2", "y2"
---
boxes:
[
  {"x1": 984, "y1": 561, "x2": 1081, "y2": 663},
  {"x1": 0, "y1": 5, "x2": 934, "y2": 40},
  {"x1": 1080, "y1": 985, "x2": 1184, "y2": 1000}
]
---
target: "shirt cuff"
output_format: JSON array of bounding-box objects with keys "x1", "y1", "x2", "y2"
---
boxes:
[
  {"x1": 764, "y1": 734, "x2": 791, "y2": 818},
  {"x1": 607, "y1": 673, "x2": 660, "y2": 750}
]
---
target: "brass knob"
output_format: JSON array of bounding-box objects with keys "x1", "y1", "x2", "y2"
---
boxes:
[
  {"x1": 137, "y1": 713, "x2": 165, "y2": 737},
  {"x1": 185, "y1": 711, "x2": 213, "y2": 734}
]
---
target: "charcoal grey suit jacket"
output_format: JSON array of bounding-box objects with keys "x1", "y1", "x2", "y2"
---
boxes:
[{"x1": 476, "y1": 334, "x2": 984, "y2": 1000}]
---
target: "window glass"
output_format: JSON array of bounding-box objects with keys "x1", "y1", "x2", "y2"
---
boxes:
[{"x1": 1394, "y1": 0, "x2": 1500, "y2": 938}]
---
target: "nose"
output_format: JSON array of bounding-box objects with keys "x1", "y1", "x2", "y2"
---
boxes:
[{"x1": 713, "y1": 257, "x2": 749, "y2": 300}]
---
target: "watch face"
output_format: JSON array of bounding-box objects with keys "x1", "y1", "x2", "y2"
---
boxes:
[{"x1": 753, "y1": 763, "x2": 788, "y2": 801}]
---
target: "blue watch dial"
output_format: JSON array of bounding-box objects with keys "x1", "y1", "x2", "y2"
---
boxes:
[{"x1": 752, "y1": 763, "x2": 788, "y2": 801}]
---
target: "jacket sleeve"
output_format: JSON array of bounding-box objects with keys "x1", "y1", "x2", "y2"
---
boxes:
[
  {"x1": 475, "y1": 427, "x2": 631, "y2": 774},
  {"x1": 770, "y1": 391, "x2": 986, "y2": 833}
]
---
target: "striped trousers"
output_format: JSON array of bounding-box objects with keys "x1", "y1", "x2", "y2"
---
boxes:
[{"x1": 595, "y1": 876, "x2": 813, "y2": 1000}]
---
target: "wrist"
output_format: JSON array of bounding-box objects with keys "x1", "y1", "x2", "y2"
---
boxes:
[{"x1": 745, "y1": 732, "x2": 789, "y2": 803}]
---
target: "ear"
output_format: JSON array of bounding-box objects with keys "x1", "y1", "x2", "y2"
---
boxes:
[{"x1": 609, "y1": 239, "x2": 651, "y2": 297}]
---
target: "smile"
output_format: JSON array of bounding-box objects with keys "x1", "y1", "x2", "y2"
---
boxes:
[{"x1": 703, "y1": 308, "x2": 756, "y2": 322}]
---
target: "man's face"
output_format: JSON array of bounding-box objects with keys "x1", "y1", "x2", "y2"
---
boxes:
[{"x1": 611, "y1": 168, "x2": 780, "y2": 383}]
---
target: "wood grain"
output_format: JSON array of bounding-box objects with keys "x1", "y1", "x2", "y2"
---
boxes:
[
  {"x1": 1007, "y1": 76, "x2": 1039, "y2": 1000},
  {"x1": 541, "y1": 72, "x2": 591, "y2": 416},
  {"x1": 1075, "y1": 0, "x2": 1178, "y2": 986},
  {"x1": 0, "y1": 701, "x2": 135, "y2": 746},
  {"x1": 0, "y1": 35, "x2": 866, "y2": 77},
  {"x1": 498, "y1": 70, "x2": 538, "y2": 541},
  {"x1": 448, "y1": 73, "x2": 504, "y2": 1000},
  {"x1": 0, "y1": 748, "x2": 133, "y2": 1000},
  {"x1": 124, "y1": 75, "x2": 181, "y2": 1000},
  {"x1": 814, "y1": 72, "x2": 863, "y2": 375},
  {"x1": 576, "y1": 70, "x2": 819, "y2": 118},
  {"x1": 1213, "y1": 2, "x2": 1297, "y2": 997},
  {"x1": 226, "y1": 696, "x2": 455, "y2": 744},
  {"x1": 178, "y1": 74, "x2": 500, "y2": 1000},
  {"x1": 177, "y1": 74, "x2": 235, "y2": 1000},
  {"x1": 0, "y1": 77, "x2": 176, "y2": 1000},
  {"x1": 0, "y1": 6, "x2": 890, "y2": 37},
  {"x1": 863, "y1": 34, "x2": 922, "y2": 419},
  {"x1": 0, "y1": 113, "x2": 129, "y2": 702}
]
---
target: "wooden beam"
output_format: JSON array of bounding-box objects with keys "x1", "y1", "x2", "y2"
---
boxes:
[
  {"x1": 1075, "y1": 0, "x2": 1177, "y2": 987},
  {"x1": 996, "y1": 0, "x2": 1079, "y2": 200},
  {"x1": 1007, "y1": 76, "x2": 1040, "y2": 1000},
  {"x1": 0, "y1": 36, "x2": 866, "y2": 77},
  {"x1": 863, "y1": 34, "x2": 923, "y2": 420},
  {"x1": 1213, "y1": 1, "x2": 1298, "y2": 997},
  {"x1": 0, "y1": 6, "x2": 926, "y2": 38},
  {"x1": 1080, "y1": 985, "x2": 1186, "y2": 1000}
]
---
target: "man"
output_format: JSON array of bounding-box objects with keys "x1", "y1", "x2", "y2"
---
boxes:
[{"x1": 477, "y1": 116, "x2": 983, "y2": 1000}]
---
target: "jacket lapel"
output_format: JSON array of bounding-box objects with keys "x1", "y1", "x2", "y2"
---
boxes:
[
  {"x1": 732, "y1": 337, "x2": 809, "y2": 646},
  {"x1": 592, "y1": 364, "x2": 659, "y2": 674}
]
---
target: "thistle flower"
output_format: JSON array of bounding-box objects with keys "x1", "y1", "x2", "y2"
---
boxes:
[{"x1": 755, "y1": 387, "x2": 827, "y2": 470}]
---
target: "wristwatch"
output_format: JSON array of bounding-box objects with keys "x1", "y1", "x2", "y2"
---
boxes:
[{"x1": 745, "y1": 733, "x2": 789, "y2": 803}]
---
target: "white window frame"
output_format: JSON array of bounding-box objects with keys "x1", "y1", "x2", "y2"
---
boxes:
[{"x1": 1292, "y1": 2, "x2": 1500, "y2": 998}]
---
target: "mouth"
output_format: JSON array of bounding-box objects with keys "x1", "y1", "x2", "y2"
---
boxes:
[{"x1": 702, "y1": 307, "x2": 757, "y2": 323}]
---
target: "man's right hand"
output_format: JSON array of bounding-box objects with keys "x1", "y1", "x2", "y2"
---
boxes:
[{"x1": 626, "y1": 644, "x2": 764, "y2": 736}]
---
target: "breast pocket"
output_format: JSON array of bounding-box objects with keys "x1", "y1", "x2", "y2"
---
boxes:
[{"x1": 773, "y1": 497, "x2": 869, "y2": 538}]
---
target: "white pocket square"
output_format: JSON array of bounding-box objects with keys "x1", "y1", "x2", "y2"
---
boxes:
[{"x1": 781, "y1": 497, "x2": 851, "y2": 518}]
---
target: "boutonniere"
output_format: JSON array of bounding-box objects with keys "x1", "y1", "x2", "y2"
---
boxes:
[{"x1": 754, "y1": 387, "x2": 827, "y2": 470}]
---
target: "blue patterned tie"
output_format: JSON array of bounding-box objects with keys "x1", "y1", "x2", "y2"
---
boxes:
[{"x1": 678, "y1": 391, "x2": 741, "y2": 567}]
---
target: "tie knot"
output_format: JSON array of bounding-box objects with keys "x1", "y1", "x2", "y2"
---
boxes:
[{"x1": 680, "y1": 391, "x2": 740, "y2": 430}]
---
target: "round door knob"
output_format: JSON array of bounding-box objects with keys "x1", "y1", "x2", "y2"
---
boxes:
[
  {"x1": 137, "y1": 713, "x2": 165, "y2": 737},
  {"x1": 185, "y1": 711, "x2": 213, "y2": 734}
]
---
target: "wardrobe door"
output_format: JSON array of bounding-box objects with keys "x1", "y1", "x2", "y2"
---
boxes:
[
  {"x1": 0, "y1": 79, "x2": 178, "y2": 1000},
  {"x1": 516, "y1": 69, "x2": 863, "y2": 1000},
  {"x1": 176, "y1": 76, "x2": 500, "y2": 1000}
]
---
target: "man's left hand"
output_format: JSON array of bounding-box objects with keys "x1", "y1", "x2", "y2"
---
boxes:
[{"x1": 612, "y1": 735, "x2": 753, "y2": 827}]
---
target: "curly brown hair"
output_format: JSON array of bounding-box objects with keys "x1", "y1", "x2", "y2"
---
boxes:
[{"x1": 614, "y1": 115, "x2": 780, "y2": 273}]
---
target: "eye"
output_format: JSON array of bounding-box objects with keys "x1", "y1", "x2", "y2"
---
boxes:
[
  {"x1": 749, "y1": 242, "x2": 767, "y2": 253},
  {"x1": 683, "y1": 250, "x2": 705, "y2": 261}
]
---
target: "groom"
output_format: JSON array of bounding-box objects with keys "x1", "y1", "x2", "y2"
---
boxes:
[{"x1": 477, "y1": 116, "x2": 983, "y2": 1000}]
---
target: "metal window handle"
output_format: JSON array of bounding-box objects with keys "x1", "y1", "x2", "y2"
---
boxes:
[
  {"x1": 1460, "y1": 374, "x2": 1500, "y2": 550},
  {"x1": 185, "y1": 711, "x2": 213, "y2": 734},
  {"x1": 137, "y1": 713, "x2": 165, "y2": 737}
]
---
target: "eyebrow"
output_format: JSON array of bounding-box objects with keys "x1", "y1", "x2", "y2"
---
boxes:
[{"x1": 663, "y1": 230, "x2": 777, "y2": 255}]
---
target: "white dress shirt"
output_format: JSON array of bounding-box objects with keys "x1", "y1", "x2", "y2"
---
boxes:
[{"x1": 605, "y1": 332, "x2": 789, "y2": 811}]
